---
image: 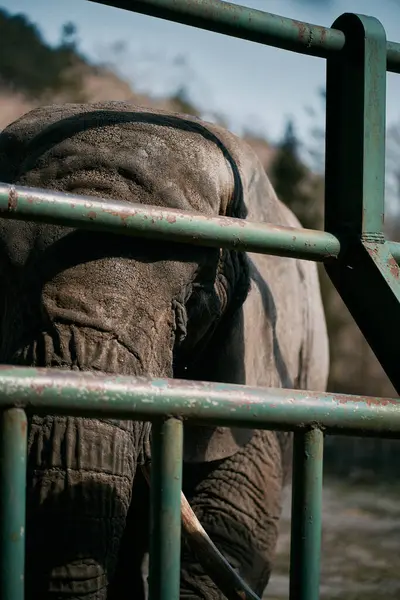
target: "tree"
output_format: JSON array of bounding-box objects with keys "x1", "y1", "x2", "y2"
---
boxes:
[
  {"x1": 170, "y1": 85, "x2": 200, "y2": 116},
  {"x1": 60, "y1": 22, "x2": 77, "y2": 49},
  {"x1": 0, "y1": 10, "x2": 84, "y2": 99},
  {"x1": 270, "y1": 118, "x2": 321, "y2": 230},
  {"x1": 304, "y1": 87, "x2": 326, "y2": 174},
  {"x1": 271, "y1": 120, "x2": 306, "y2": 202}
]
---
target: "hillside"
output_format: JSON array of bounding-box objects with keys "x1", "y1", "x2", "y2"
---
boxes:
[{"x1": 0, "y1": 8, "x2": 276, "y2": 168}]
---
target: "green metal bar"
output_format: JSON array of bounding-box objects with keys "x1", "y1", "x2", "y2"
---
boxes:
[
  {"x1": 0, "y1": 367, "x2": 399, "y2": 436},
  {"x1": 149, "y1": 418, "x2": 183, "y2": 600},
  {"x1": 387, "y1": 241, "x2": 400, "y2": 264},
  {"x1": 0, "y1": 409, "x2": 27, "y2": 600},
  {"x1": 387, "y1": 40, "x2": 400, "y2": 72},
  {"x1": 289, "y1": 429, "x2": 323, "y2": 600},
  {"x1": 0, "y1": 184, "x2": 340, "y2": 262},
  {"x1": 324, "y1": 14, "x2": 400, "y2": 393},
  {"x1": 325, "y1": 14, "x2": 387, "y2": 238},
  {"x1": 87, "y1": 0, "x2": 400, "y2": 73}
]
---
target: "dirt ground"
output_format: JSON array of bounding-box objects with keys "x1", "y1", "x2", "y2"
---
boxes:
[{"x1": 266, "y1": 479, "x2": 400, "y2": 599}]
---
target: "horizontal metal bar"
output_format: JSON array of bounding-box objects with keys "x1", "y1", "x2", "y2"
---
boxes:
[
  {"x1": 387, "y1": 41, "x2": 400, "y2": 73},
  {"x1": 0, "y1": 183, "x2": 340, "y2": 261},
  {"x1": 87, "y1": 0, "x2": 400, "y2": 73},
  {"x1": 0, "y1": 366, "x2": 399, "y2": 437}
]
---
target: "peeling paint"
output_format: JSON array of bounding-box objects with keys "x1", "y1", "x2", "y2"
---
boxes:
[
  {"x1": 0, "y1": 367, "x2": 398, "y2": 437},
  {"x1": 0, "y1": 183, "x2": 341, "y2": 262},
  {"x1": 7, "y1": 186, "x2": 18, "y2": 212}
]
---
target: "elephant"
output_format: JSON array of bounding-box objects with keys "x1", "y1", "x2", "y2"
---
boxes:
[{"x1": 0, "y1": 101, "x2": 329, "y2": 600}]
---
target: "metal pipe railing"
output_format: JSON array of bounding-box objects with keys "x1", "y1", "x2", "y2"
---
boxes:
[
  {"x1": 87, "y1": 0, "x2": 400, "y2": 73},
  {"x1": 1, "y1": 364, "x2": 399, "y2": 600},
  {"x1": 0, "y1": 367, "x2": 399, "y2": 437},
  {"x1": 3, "y1": 183, "x2": 400, "y2": 266},
  {"x1": 0, "y1": 183, "x2": 340, "y2": 262}
]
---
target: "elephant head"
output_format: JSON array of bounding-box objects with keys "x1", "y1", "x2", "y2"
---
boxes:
[{"x1": 0, "y1": 102, "x2": 257, "y2": 460}]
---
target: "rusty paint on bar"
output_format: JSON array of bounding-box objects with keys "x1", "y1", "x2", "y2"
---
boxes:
[
  {"x1": 0, "y1": 367, "x2": 399, "y2": 437},
  {"x1": 0, "y1": 183, "x2": 340, "y2": 262},
  {"x1": 87, "y1": 0, "x2": 400, "y2": 73}
]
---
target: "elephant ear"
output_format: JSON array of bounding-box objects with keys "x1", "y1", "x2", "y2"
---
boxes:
[
  {"x1": 179, "y1": 129, "x2": 309, "y2": 464},
  {"x1": 181, "y1": 302, "x2": 255, "y2": 462},
  {"x1": 183, "y1": 426, "x2": 254, "y2": 462}
]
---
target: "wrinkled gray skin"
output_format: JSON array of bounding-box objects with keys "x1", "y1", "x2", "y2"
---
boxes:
[{"x1": 0, "y1": 102, "x2": 329, "y2": 600}]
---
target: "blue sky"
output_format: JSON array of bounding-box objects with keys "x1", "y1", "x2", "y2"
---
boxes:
[{"x1": 1, "y1": 0, "x2": 400, "y2": 147}]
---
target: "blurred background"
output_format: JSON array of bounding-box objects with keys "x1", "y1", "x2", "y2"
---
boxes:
[{"x1": 0, "y1": 0, "x2": 399, "y2": 597}]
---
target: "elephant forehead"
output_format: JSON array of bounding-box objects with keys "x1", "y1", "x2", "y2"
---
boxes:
[{"x1": 18, "y1": 117, "x2": 235, "y2": 217}]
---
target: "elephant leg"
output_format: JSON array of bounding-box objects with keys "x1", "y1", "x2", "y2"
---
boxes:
[
  {"x1": 180, "y1": 430, "x2": 288, "y2": 599},
  {"x1": 25, "y1": 416, "x2": 145, "y2": 600}
]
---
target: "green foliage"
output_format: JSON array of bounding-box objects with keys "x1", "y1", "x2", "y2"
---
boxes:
[
  {"x1": 61, "y1": 22, "x2": 78, "y2": 49},
  {"x1": 0, "y1": 8, "x2": 85, "y2": 99}
]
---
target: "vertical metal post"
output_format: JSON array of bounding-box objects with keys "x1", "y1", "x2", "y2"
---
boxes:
[
  {"x1": 289, "y1": 428, "x2": 323, "y2": 600},
  {"x1": 149, "y1": 417, "x2": 183, "y2": 600},
  {"x1": 325, "y1": 14, "x2": 400, "y2": 392},
  {"x1": 0, "y1": 408, "x2": 28, "y2": 600}
]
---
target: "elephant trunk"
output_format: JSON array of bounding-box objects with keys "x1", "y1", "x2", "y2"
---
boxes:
[
  {"x1": 3, "y1": 244, "x2": 179, "y2": 378},
  {"x1": 0, "y1": 260, "x2": 179, "y2": 600}
]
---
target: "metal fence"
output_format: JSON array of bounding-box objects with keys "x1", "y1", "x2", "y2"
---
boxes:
[{"x1": 1, "y1": 1, "x2": 400, "y2": 599}]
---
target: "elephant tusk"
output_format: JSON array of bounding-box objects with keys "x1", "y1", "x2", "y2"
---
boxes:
[{"x1": 141, "y1": 464, "x2": 261, "y2": 600}]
